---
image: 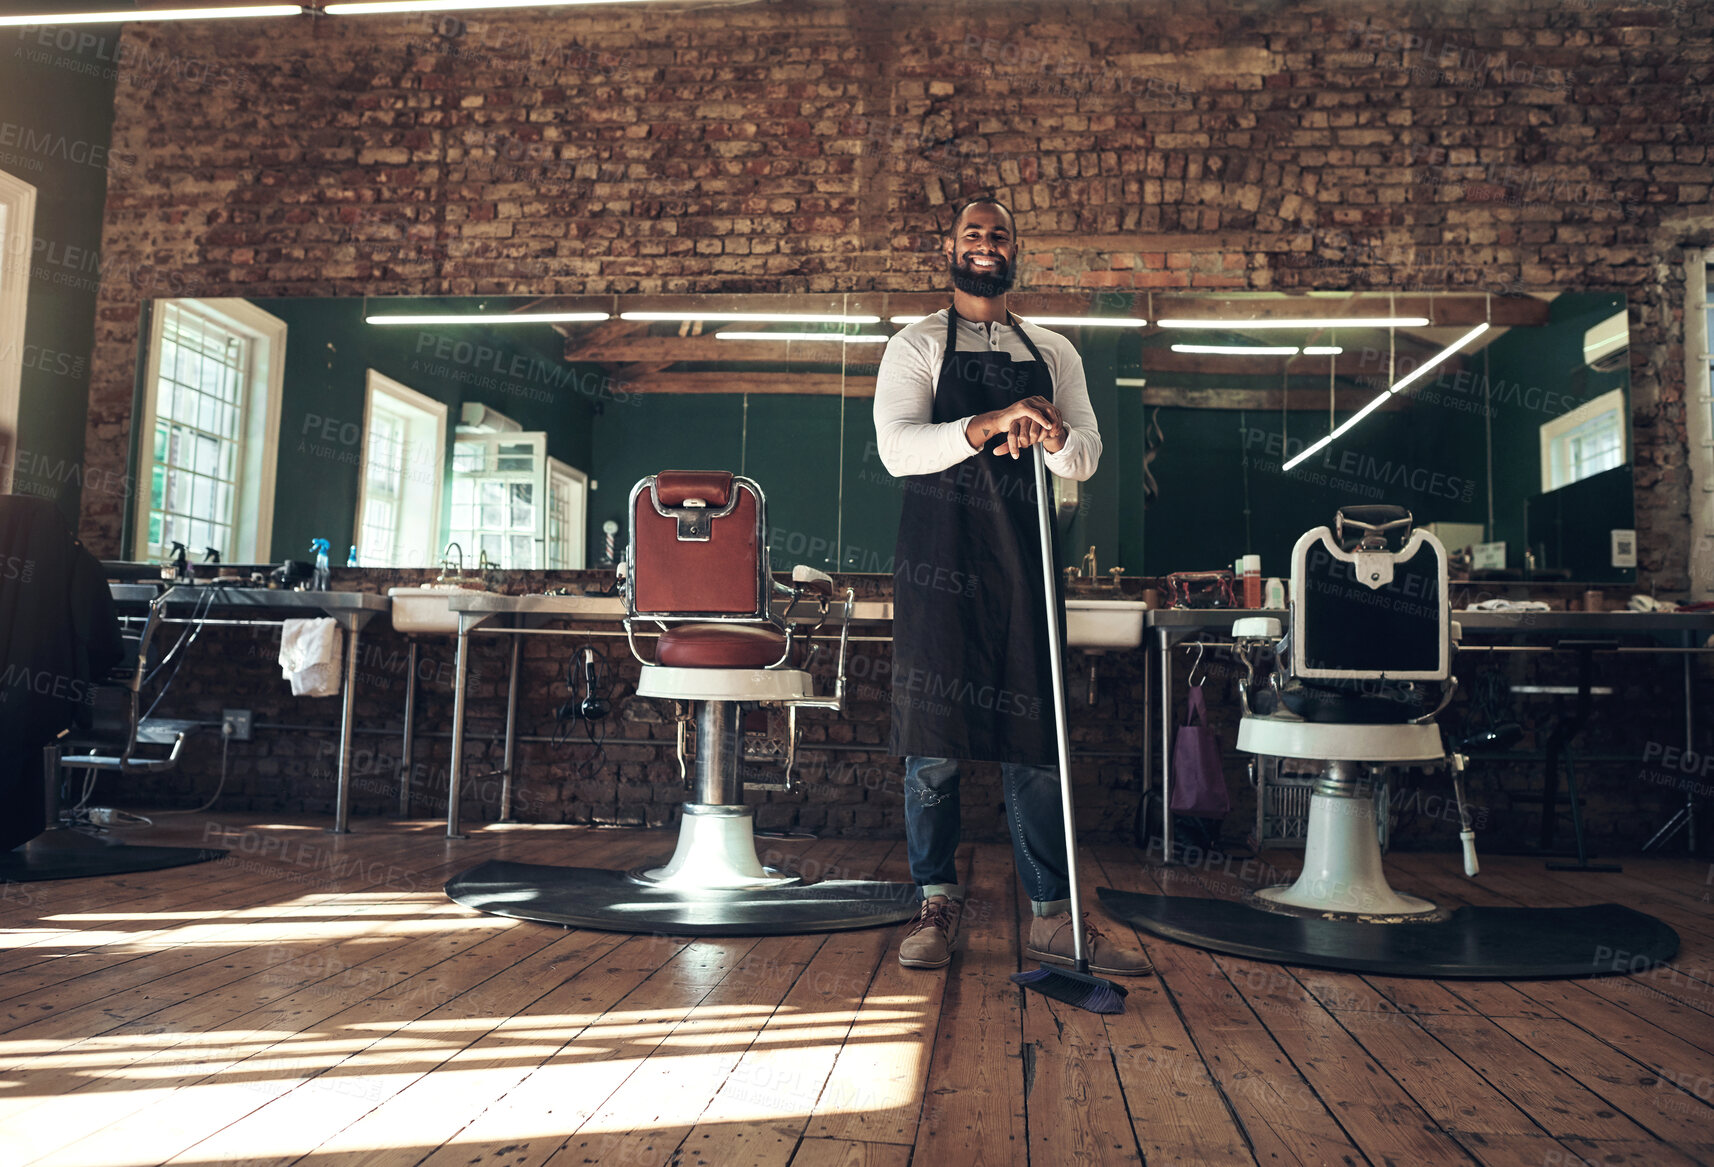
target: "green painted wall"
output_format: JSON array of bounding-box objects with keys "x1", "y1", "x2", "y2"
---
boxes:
[
  {"x1": 1487, "y1": 291, "x2": 1631, "y2": 576},
  {"x1": 1141, "y1": 402, "x2": 1489, "y2": 577},
  {"x1": 589, "y1": 392, "x2": 843, "y2": 571},
  {"x1": 0, "y1": 23, "x2": 120, "y2": 526}
]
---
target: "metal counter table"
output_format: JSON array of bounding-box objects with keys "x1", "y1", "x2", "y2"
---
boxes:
[
  {"x1": 437, "y1": 591, "x2": 895, "y2": 839},
  {"x1": 1145, "y1": 607, "x2": 1714, "y2": 864},
  {"x1": 112, "y1": 583, "x2": 390, "y2": 834}
]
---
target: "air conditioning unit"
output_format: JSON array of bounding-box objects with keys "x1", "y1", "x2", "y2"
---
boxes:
[
  {"x1": 1583, "y1": 310, "x2": 1629, "y2": 373},
  {"x1": 458, "y1": 403, "x2": 522, "y2": 433}
]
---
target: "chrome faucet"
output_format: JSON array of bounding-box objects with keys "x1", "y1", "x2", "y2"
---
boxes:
[
  {"x1": 1081, "y1": 546, "x2": 1098, "y2": 579},
  {"x1": 439, "y1": 542, "x2": 464, "y2": 582}
]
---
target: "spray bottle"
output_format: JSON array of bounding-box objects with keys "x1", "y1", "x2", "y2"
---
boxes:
[{"x1": 310, "y1": 538, "x2": 331, "y2": 590}]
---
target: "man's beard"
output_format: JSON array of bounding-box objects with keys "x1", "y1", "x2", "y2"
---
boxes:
[{"x1": 948, "y1": 252, "x2": 1014, "y2": 298}]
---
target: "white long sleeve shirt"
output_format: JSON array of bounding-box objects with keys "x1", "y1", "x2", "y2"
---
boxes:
[{"x1": 872, "y1": 309, "x2": 1102, "y2": 481}]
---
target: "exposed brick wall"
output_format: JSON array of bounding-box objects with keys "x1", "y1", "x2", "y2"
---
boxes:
[{"x1": 73, "y1": 0, "x2": 1714, "y2": 852}]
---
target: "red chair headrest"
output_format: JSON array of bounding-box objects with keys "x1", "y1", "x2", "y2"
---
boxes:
[{"x1": 654, "y1": 471, "x2": 733, "y2": 509}]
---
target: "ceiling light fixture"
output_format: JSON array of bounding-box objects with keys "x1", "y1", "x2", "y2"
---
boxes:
[
  {"x1": 623, "y1": 311, "x2": 881, "y2": 325},
  {"x1": 1171, "y1": 344, "x2": 1302, "y2": 356},
  {"x1": 0, "y1": 5, "x2": 300, "y2": 25},
  {"x1": 888, "y1": 315, "x2": 1147, "y2": 327},
  {"x1": 365, "y1": 312, "x2": 611, "y2": 325},
  {"x1": 714, "y1": 332, "x2": 890, "y2": 343},
  {"x1": 1019, "y1": 316, "x2": 1147, "y2": 328},
  {"x1": 1282, "y1": 322, "x2": 1489, "y2": 471},
  {"x1": 1157, "y1": 316, "x2": 1429, "y2": 330}
]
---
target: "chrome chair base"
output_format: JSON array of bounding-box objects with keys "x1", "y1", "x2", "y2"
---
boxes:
[{"x1": 626, "y1": 803, "x2": 802, "y2": 891}]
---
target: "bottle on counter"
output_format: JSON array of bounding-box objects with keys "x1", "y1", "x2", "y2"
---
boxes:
[
  {"x1": 347, "y1": 545, "x2": 359, "y2": 568},
  {"x1": 1242, "y1": 554, "x2": 1262, "y2": 609},
  {"x1": 1265, "y1": 577, "x2": 1286, "y2": 610},
  {"x1": 310, "y1": 538, "x2": 331, "y2": 591}
]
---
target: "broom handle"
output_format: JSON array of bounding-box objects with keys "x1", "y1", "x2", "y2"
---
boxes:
[{"x1": 1033, "y1": 445, "x2": 1088, "y2": 972}]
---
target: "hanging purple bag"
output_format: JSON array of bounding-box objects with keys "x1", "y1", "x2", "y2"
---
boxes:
[{"x1": 1171, "y1": 684, "x2": 1230, "y2": 817}]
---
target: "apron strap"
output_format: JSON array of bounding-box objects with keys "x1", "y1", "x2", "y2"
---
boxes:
[
  {"x1": 939, "y1": 304, "x2": 959, "y2": 386},
  {"x1": 1008, "y1": 312, "x2": 1047, "y2": 366}
]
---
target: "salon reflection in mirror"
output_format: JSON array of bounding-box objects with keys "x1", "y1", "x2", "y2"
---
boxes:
[{"x1": 116, "y1": 288, "x2": 1637, "y2": 590}]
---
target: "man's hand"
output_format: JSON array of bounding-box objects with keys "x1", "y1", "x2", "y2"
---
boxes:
[{"x1": 964, "y1": 396, "x2": 1067, "y2": 459}]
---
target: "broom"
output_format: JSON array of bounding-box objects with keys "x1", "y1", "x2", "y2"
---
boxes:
[{"x1": 1008, "y1": 444, "x2": 1128, "y2": 1015}]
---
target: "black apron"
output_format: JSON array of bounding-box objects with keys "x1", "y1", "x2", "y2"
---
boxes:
[{"x1": 889, "y1": 307, "x2": 1063, "y2": 765}]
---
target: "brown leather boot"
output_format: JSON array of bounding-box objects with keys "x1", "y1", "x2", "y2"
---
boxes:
[
  {"x1": 897, "y1": 894, "x2": 961, "y2": 969},
  {"x1": 1026, "y1": 912, "x2": 1153, "y2": 976}
]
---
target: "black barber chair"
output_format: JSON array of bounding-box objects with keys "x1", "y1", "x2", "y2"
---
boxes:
[
  {"x1": 1099, "y1": 505, "x2": 1679, "y2": 978},
  {"x1": 445, "y1": 471, "x2": 918, "y2": 936},
  {"x1": 1, "y1": 496, "x2": 223, "y2": 881}
]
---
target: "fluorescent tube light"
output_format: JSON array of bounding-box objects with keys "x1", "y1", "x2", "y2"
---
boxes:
[
  {"x1": 714, "y1": 332, "x2": 890, "y2": 343},
  {"x1": 1171, "y1": 344, "x2": 1301, "y2": 356},
  {"x1": 621, "y1": 311, "x2": 880, "y2": 325},
  {"x1": 1018, "y1": 316, "x2": 1147, "y2": 328},
  {"x1": 1157, "y1": 317, "x2": 1429, "y2": 329},
  {"x1": 1283, "y1": 395, "x2": 1388, "y2": 472},
  {"x1": 1389, "y1": 322, "x2": 1489, "y2": 393},
  {"x1": 366, "y1": 312, "x2": 610, "y2": 325},
  {"x1": 1282, "y1": 322, "x2": 1489, "y2": 471},
  {"x1": 1166, "y1": 344, "x2": 1344, "y2": 355},
  {"x1": 0, "y1": 5, "x2": 299, "y2": 24},
  {"x1": 889, "y1": 314, "x2": 1146, "y2": 327}
]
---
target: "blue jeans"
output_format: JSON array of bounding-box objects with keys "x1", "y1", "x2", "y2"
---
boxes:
[{"x1": 904, "y1": 756, "x2": 1072, "y2": 917}]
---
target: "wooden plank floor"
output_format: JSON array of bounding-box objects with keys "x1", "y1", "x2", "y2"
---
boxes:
[{"x1": 2, "y1": 814, "x2": 1712, "y2": 1166}]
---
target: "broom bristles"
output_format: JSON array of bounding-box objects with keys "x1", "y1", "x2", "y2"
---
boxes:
[{"x1": 1011, "y1": 964, "x2": 1128, "y2": 1014}]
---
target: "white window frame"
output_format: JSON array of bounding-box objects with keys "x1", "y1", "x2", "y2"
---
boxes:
[
  {"x1": 546, "y1": 456, "x2": 588, "y2": 570},
  {"x1": 1687, "y1": 249, "x2": 1713, "y2": 597},
  {"x1": 447, "y1": 431, "x2": 549, "y2": 569},
  {"x1": 131, "y1": 298, "x2": 286, "y2": 562},
  {"x1": 0, "y1": 170, "x2": 37, "y2": 489},
  {"x1": 1539, "y1": 387, "x2": 1627, "y2": 494},
  {"x1": 355, "y1": 370, "x2": 447, "y2": 568}
]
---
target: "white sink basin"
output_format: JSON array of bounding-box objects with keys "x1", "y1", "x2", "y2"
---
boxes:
[
  {"x1": 389, "y1": 585, "x2": 488, "y2": 636},
  {"x1": 1065, "y1": 598, "x2": 1149, "y2": 650}
]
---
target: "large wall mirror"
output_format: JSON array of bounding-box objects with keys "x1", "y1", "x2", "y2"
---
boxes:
[{"x1": 124, "y1": 288, "x2": 1636, "y2": 584}]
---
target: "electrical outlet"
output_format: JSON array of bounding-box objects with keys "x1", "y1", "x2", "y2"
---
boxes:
[{"x1": 222, "y1": 709, "x2": 253, "y2": 741}]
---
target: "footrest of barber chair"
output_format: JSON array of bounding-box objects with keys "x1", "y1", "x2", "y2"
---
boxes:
[
  {"x1": 446, "y1": 859, "x2": 920, "y2": 937},
  {"x1": 1096, "y1": 888, "x2": 1679, "y2": 979}
]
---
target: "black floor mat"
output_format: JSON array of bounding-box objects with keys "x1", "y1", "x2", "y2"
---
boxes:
[
  {"x1": 1, "y1": 835, "x2": 228, "y2": 883},
  {"x1": 1097, "y1": 888, "x2": 1679, "y2": 978},
  {"x1": 446, "y1": 859, "x2": 921, "y2": 937}
]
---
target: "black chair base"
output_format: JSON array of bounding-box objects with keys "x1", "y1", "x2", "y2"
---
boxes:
[
  {"x1": 1097, "y1": 888, "x2": 1679, "y2": 979},
  {"x1": 446, "y1": 859, "x2": 920, "y2": 937},
  {"x1": 2, "y1": 828, "x2": 227, "y2": 883}
]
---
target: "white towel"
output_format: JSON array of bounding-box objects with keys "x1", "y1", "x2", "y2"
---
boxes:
[{"x1": 279, "y1": 617, "x2": 344, "y2": 698}]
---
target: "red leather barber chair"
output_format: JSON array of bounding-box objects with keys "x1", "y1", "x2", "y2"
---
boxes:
[
  {"x1": 624, "y1": 469, "x2": 848, "y2": 888},
  {"x1": 443, "y1": 471, "x2": 917, "y2": 936}
]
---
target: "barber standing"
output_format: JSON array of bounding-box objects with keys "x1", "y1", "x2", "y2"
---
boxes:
[{"x1": 873, "y1": 197, "x2": 1149, "y2": 976}]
